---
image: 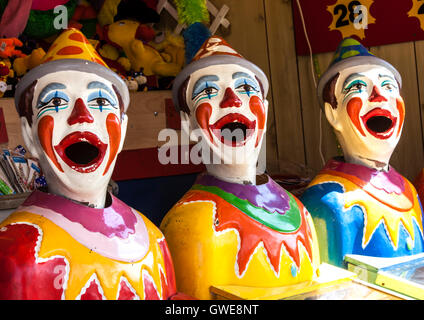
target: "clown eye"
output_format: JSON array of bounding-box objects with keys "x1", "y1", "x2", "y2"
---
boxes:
[
  {"x1": 37, "y1": 97, "x2": 69, "y2": 118},
  {"x1": 88, "y1": 97, "x2": 114, "y2": 112},
  {"x1": 90, "y1": 98, "x2": 110, "y2": 106},
  {"x1": 40, "y1": 97, "x2": 68, "y2": 107},
  {"x1": 381, "y1": 81, "x2": 397, "y2": 92},
  {"x1": 235, "y1": 83, "x2": 259, "y2": 97},
  {"x1": 193, "y1": 86, "x2": 219, "y2": 101},
  {"x1": 344, "y1": 80, "x2": 367, "y2": 94}
]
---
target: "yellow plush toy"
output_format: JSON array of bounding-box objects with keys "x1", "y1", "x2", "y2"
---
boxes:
[
  {"x1": 150, "y1": 32, "x2": 185, "y2": 71},
  {"x1": 13, "y1": 48, "x2": 46, "y2": 77},
  {"x1": 105, "y1": 20, "x2": 182, "y2": 77},
  {"x1": 98, "y1": 43, "x2": 131, "y2": 72}
]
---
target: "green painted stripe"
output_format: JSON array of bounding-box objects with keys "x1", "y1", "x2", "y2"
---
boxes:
[{"x1": 192, "y1": 184, "x2": 301, "y2": 233}]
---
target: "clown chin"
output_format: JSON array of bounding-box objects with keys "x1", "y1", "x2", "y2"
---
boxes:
[
  {"x1": 335, "y1": 129, "x2": 398, "y2": 171},
  {"x1": 42, "y1": 146, "x2": 113, "y2": 208}
]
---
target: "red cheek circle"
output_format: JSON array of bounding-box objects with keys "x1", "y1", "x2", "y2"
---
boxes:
[
  {"x1": 249, "y1": 95, "x2": 266, "y2": 147},
  {"x1": 103, "y1": 113, "x2": 121, "y2": 175},
  {"x1": 346, "y1": 97, "x2": 366, "y2": 137},
  {"x1": 195, "y1": 102, "x2": 214, "y2": 144},
  {"x1": 396, "y1": 97, "x2": 405, "y2": 138},
  {"x1": 38, "y1": 116, "x2": 64, "y2": 172}
]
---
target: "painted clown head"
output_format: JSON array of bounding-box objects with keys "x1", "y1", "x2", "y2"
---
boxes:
[
  {"x1": 318, "y1": 38, "x2": 404, "y2": 171},
  {"x1": 15, "y1": 29, "x2": 129, "y2": 208},
  {"x1": 172, "y1": 36, "x2": 269, "y2": 184}
]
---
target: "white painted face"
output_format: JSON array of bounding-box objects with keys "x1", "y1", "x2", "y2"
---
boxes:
[
  {"x1": 324, "y1": 65, "x2": 404, "y2": 169},
  {"x1": 184, "y1": 64, "x2": 268, "y2": 166},
  {"x1": 21, "y1": 70, "x2": 128, "y2": 200}
]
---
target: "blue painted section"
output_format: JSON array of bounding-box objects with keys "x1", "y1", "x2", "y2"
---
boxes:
[
  {"x1": 301, "y1": 182, "x2": 424, "y2": 268},
  {"x1": 116, "y1": 173, "x2": 198, "y2": 227}
]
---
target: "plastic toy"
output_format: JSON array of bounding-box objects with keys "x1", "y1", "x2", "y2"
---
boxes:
[
  {"x1": 103, "y1": 19, "x2": 182, "y2": 76},
  {"x1": 301, "y1": 38, "x2": 424, "y2": 268},
  {"x1": 160, "y1": 36, "x2": 320, "y2": 300},
  {"x1": 0, "y1": 28, "x2": 180, "y2": 300}
]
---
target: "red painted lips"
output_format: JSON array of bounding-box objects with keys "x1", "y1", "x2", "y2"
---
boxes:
[
  {"x1": 361, "y1": 108, "x2": 397, "y2": 140},
  {"x1": 54, "y1": 131, "x2": 107, "y2": 173},
  {"x1": 209, "y1": 113, "x2": 256, "y2": 146}
]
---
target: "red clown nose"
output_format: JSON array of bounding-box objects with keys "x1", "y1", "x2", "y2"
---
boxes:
[
  {"x1": 220, "y1": 88, "x2": 242, "y2": 109},
  {"x1": 67, "y1": 98, "x2": 94, "y2": 125}
]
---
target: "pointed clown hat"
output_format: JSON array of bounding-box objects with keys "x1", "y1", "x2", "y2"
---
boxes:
[
  {"x1": 15, "y1": 28, "x2": 129, "y2": 113},
  {"x1": 317, "y1": 37, "x2": 402, "y2": 108},
  {"x1": 172, "y1": 35, "x2": 269, "y2": 111}
]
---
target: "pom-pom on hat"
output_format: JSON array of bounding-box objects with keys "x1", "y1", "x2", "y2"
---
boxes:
[
  {"x1": 15, "y1": 28, "x2": 129, "y2": 113},
  {"x1": 317, "y1": 37, "x2": 402, "y2": 108},
  {"x1": 172, "y1": 35, "x2": 269, "y2": 111}
]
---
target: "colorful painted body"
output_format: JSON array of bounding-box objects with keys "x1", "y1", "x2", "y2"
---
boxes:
[
  {"x1": 161, "y1": 174, "x2": 320, "y2": 300},
  {"x1": 301, "y1": 158, "x2": 424, "y2": 267},
  {"x1": 0, "y1": 190, "x2": 177, "y2": 300},
  {"x1": 8, "y1": 29, "x2": 182, "y2": 300}
]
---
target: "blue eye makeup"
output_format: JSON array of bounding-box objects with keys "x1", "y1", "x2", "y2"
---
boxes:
[
  {"x1": 342, "y1": 79, "x2": 367, "y2": 102},
  {"x1": 344, "y1": 79, "x2": 367, "y2": 92},
  {"x1": 381, "y1": 79, "x2": 398, "y2": 92},
  {"x1": 36, "y1": 90, "x2": 70, "y2": 118},
  {"x1": 234, "y1": 78, "x2": 260, "y2": 97},
  {"x1": 192, "y1": 81, "x2": 220, "y2": 101},
  {"x1": 38, "y1": 90, "x2": 69, "y2": 107},
  {"x1": 87, "y1": 90, "x2": 117, "y2": 112}
]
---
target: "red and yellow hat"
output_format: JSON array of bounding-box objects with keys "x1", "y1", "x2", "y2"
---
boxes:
[
  {"x1": 172, "y1": 36, "x2": 269, "y2": 111},
  {"x1": 15, "y1": 28, "x2": 129, "y2": 112}
]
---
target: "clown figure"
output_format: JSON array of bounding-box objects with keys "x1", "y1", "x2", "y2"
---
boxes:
[
  {"x1": 301, "y1": 38, "x2": 424, "y2": 268},
  {"x1": 0, "y1": 29, "x2": 179, "y2": 300},
  {"x1": 160, "y1": 36, "x2": 320, "y2": 300}
]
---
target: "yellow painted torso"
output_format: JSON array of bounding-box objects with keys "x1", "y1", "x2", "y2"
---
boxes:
[
  {"x1": 161, "y1": 190, "x2": 320, "y2": 300},
  {"x1": 0, "y1": 209, "x2": 171, "y2": 300}
]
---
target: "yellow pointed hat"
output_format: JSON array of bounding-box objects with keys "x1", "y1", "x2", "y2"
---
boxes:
[
  {"x1": 41, "y1": 28, "x2": 109, "y2": 67},
  {"x1": 15, "y1": 28, "x2": 129, "y2": 112}
]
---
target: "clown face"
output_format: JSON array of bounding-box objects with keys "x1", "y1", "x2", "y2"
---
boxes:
[
  {"x1": 325, "y1": 65, "x2": 404, "y2": 170},
  {"x1": 184, "y1": 64, "x2": 268, "y2": 170},
  {"x1": 21, "y1": 70, "x2": 128, "y2": 207}
]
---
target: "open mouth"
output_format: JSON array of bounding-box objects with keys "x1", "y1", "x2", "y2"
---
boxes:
[
  {"x1": 361, "y1": 108, "x2": 397, "y2": 140},
  {"x1": 209, "y1": 113, "x2": 256, "y2": 147},
  {"x1": 54, "y1": 131, "x2": 107, "y2": 173}
]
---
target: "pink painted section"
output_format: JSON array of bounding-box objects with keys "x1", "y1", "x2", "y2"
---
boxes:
[
  {"x1": 324, "y1": 158, "x2": 405, "y2": 195},
  {"x1": 22, "y1": 190, "x2": 137, "y2": 239},
  {"x1": 17, "y1": 190, "x2": 149, "y2": 262}
]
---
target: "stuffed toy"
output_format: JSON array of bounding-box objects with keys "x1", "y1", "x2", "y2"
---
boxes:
[
  {"x1": 0, "y1": 58, "x2": 13, "y2": 97},
  {"x1": 91, "y1": 0, "x2": 159, "y2": 26},
  {"x1": 97, "y1": 42, "x2": 130, "y2": 76},
  {"x1": 13, "y1": 47, "x2": 46, "y2": 77},
  {"x1": 174, "y1": 0, "x2": 211, "y2": 62},
  {"x1": 0, "y1": 38, "x2": 25, "y2": 59},
  {"x1": 123, "y1": 75, "x2": 138, "y2": 91},
  {"x1": 150, "y1": 31, "x2": 185, "y2": 71},
  {"x1": 103, "y1": 19, "x2": 181, "y2": 76},
  {"x1": 68, "y1": 0, "x2": 98, "y2": 38},
  {"x1": 0, "y1": 0, "x2": 78, "y2": 39}
]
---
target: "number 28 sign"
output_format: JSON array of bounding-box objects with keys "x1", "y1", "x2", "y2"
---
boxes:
[{"x1": 292, "y1": 0, "x2": 424, "y2": 55}]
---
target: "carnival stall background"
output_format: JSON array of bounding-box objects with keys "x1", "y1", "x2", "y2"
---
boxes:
[{"x1": 0, "y1": 0, "x2": 424, "y2": 226}]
